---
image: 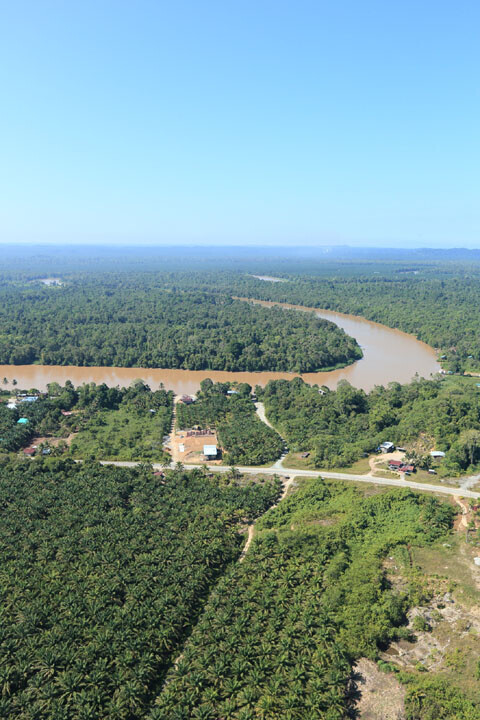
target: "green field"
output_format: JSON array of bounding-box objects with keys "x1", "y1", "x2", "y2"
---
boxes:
[{"x1": 70, "y1": 403, "x2": 171, "y2": 461}]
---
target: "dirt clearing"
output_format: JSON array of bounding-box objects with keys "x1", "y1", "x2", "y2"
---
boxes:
[
  {"x1": 353, "y1": 658, "x2": 405, "y2": 719},
  {"x1": 172, "y1": 429, "x2": 221, "y2": 464}
]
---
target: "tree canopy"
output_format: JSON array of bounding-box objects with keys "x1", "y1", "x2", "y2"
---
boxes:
[
  {"x1": 0, "y1": 460, "x2": 281, "y2": 719},
  {"x1": 258, "y1": 376, "x2": 480, "y2": 473},
  {"x1": 0, "y1": 282, "x2": 361, "y2": 372}
]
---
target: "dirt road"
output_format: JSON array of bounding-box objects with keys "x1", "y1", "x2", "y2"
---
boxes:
[
  {"x1": 254, "y1": 402, "x2": 275, "y2": 429},
  {"x1": 454, "y1": 496, "x2": 470, "y2": 528},
  {"x1": 254, "y1": 401, "x2": 288, "y2": 470},
  {"x1": 239, "y1": 475, "x2": 294, "y2": 562}
]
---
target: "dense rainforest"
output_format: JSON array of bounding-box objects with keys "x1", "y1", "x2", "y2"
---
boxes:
[
  {"x1": 0, "y1": 460, "x2": 281, "y2": 719},
  {"x1": 257, "y1": 375, "x2": 480, "y2": 473},
  {"x1": 176, "y1": 379, "x2": 284, "y2": 465},
  {"x1": 4, "y1": 261, "x2": 480, "y2": 373},
  {"x1": 82, "y1": 264, "x2": 476, "y2": 373},
  {"x1": 0, "y1": 282, "x2": 361, "y2": 372},
  {"x1": 156, "y1": 267, "x2": 480, "y2": 373}
]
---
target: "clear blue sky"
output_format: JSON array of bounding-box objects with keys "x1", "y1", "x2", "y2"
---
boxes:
[{"x1": 1, "y1": 0, "x2": 479, "y2": 247}]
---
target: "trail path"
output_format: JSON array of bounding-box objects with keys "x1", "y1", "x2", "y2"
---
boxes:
[
  {"x1": 166, "y1": 471, "x2": 293, "y2": 680},
  {"x1": 165, "y1": 396, "x2": 182, "y2": 463},
  {"x1": 254, "y1": 401, "x2": 288, "y2": 470},
  {"x1": 254, "y1": 402, "x2": 274, "y2": 429},
  {"x1": 454, "y1": 496, "x2": 470, "y2": 528},
  {"x1": 239, "y1": 475, "x2": 294, "y2": 562}
]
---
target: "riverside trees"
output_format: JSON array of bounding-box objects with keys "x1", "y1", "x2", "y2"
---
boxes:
[
  {"x1": 0, "y1": 283, "x2": 361, "y2": 372},
  {"x1": 0, "y1": 380, "x2": 174, "y2": 462},
  {"x1": 258, "y1": 376, "x2": 480, "y2": 473}
]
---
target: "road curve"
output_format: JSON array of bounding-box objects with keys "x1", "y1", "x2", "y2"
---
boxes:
[{"x1": 99, "y1": 460, "x2": 480, "y2": 500}]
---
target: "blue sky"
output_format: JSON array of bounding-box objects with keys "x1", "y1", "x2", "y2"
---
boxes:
[{"x1": 1, "y1": 0, "x2": 479, "y2": 247}]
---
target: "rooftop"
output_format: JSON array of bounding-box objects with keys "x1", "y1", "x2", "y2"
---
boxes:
[{"x1": 203, "y1": 444, "x2": 217, "y2": 456}]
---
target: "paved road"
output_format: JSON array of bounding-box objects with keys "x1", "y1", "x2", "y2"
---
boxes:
[{"x1": 100, "y1": 460, "x2": 480, "y2": 499}]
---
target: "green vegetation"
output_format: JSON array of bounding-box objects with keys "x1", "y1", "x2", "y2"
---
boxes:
[
  {"x1": 0, "y1": 380, "x2": 174, "y2": 462},
  {"x1": 0, "y1": 459, "x2": 281, "y2": 719},
  {"x1": 402, "y1": 676, "x2": 480, "y2": 720},
  {"x1": 258, "y1": 375, "x2": 480, "y2": 473},
  {"x1": 164, "y1": 266, "x2": 480, "y2": 373},
  {"x1": 4, "y1": 256, "x2": 480, "y2": 373},
  {"x1": 70, "y1": 381, "x2": 173, "y2": 461},
  {"x1": 152, "y1": 478, "x2": 454, "y2": 718},
  {"x1": 0, "y1": 283, "x2": 361, "y2": 372},
  {"x1": 0, "y1": 387, "x2": 73, "y2": 453},
  {"x1": 176, "y1": 379, "x2": 284, "y2": 465},
  {"x1": 3, "y1": 258, "x2": 480, "y2": 718}
]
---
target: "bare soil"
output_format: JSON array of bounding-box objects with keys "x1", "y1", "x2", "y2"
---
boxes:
[
  {"x1": 380, "y1": 515, "x2": 480, "y2": 693},
  {"x1": 30, "y1": 433, "x2": 77, "y2": 448},
  {"x1": 353, "y1": 658, "x2": 405, "y2": 719},
  {"x1": 171, "y1": 429, "x2": 221, "y2": 464}
]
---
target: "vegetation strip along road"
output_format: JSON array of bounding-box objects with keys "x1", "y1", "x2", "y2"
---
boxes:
[{"x1": 100, "y1": 461, "x2": 480, "y2": 499}]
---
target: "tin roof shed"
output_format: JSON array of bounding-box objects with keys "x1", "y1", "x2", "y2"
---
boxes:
[{"x1": 203, "y1": 445, "x2": 217, "y2": 457}]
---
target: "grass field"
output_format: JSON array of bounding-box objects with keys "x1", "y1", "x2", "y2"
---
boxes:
[
  {"x1": 70, "y1": 405, "x2": 171, "y2": 462},
  {"x1": 283, "y1": 453, "x2": 372, "y2": 474}
]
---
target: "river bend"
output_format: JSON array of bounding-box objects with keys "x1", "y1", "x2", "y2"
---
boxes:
[{"x1": 0, "y1": 300, "x2": 440, "y2": 394}]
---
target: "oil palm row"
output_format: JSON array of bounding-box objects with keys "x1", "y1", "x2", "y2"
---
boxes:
[{"x1": 0, "y1": 460, "x2": 279, "y2": 719}]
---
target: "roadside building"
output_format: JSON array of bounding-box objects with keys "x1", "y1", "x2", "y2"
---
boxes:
[
  {"x1": 430, "y1": 450, "x2": 446, "y2": 459},
  {"x1": 179, "y1": 395, "x2": 194, "y2": 405},
  {"x1": 388, "y1": 460, "x2": 415, "y2": 473},
  {"x1": 203, "y1": 444, "x2": 218, "y2": 460},
  {"x1": 380, "y1": 441, "x2": 395, "y2": 453}
]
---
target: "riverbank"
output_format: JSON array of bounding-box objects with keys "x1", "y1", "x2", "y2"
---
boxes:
[{"x1": 0, "y1": 298, "x2": 440, "y2": 394}]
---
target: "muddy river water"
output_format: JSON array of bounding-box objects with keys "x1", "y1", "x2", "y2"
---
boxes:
[{"x1": 0, "y1": 299, "x2": 440, "y2": 394}]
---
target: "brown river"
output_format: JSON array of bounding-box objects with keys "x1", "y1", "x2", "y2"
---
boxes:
[{"x1": 0, "y1": 299, "x2": 440, "y2": 394}]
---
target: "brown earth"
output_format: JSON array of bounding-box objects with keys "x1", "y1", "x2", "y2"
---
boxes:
[
  {"x1": 28, "y1": 433, "x2": 77, "y2": 449},
  {"x1": 353, "y1": 658, "x2": 406, "y2": 719},
  {"x1": 171, "y1": 429, "x2": 221, "y2": 464}
]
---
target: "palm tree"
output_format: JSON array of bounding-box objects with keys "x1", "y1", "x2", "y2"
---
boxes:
[{"x1": 228, "y1": 465, "x2": 241, "y2": 481}]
